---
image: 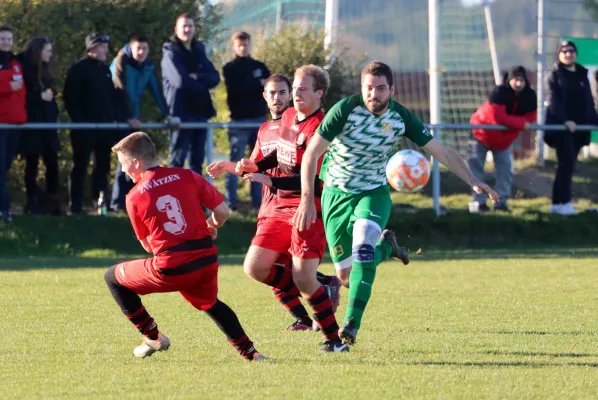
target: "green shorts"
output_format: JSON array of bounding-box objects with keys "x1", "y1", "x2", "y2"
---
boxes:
[{"x1": 321, "y1": 185, "x2": 392, "y2": 270}]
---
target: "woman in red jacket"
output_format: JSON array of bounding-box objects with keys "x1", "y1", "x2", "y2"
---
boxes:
[
  {"x1": 468, "y1": 66, "x2": 537, "y2": 212},
  {"x1": 0, "y1": 25, "x2": 27, "y2": 222}
]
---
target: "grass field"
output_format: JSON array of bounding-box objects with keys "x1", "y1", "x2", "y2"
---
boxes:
[{"x1": 3, "y1": 249, "x2": 598, "y2": 399}]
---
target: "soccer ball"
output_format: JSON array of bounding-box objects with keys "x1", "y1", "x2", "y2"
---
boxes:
[{"x1": 386, "y1": 149, "x2": 430, "y2": 192}]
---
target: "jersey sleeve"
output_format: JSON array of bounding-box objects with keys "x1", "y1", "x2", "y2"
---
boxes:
[
  {"x1": 192, "y1": 171, "x2": 226, "y2": 210},
  {"x1": 126, "y1": 197, "x2": 150, "y2": 240},
  {"x1": 250, "y1": 125, "x2": 264, "y2": 162},
  {"x1": 399, "y1": 104, "x2": 434, "y2": 147},
  {"x1": 316, "y1": 96, "x2": 357, "y2": 141}
]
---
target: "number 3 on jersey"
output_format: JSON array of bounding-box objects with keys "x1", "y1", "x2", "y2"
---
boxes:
[{"x1": 156, "y1": 195, "x2": 187, "y2": 235}]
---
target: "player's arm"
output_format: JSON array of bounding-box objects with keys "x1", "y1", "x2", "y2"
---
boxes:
[
  {"x1": 422, "y1": 139, "x2": 499, "y2": 203},
  {"x1": 207, "y1": 201, "x2": 231, "y2": 229},
  {"x1": 235, "y1": 149, "x2": 278, "y2": 175},
  {"x1": 139, "y1": 238, "x2": 153, "y2": 253},
  {"x1": 206, "y1": 161, "x2": 238, "y2": 178}
]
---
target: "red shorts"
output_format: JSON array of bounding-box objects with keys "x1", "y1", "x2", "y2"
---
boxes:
[
  {"x1": 115, "y1": 253, "x2": 218, "y2": 311},
  {"x1": 251, "y1": 217, "x2": 326, "y2": 260}
]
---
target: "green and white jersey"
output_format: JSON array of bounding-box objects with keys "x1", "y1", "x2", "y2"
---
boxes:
[{"x1": 317, "y1": 95, "x2": 433, "y2": 194}]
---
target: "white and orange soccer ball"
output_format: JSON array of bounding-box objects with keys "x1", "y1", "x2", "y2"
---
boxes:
[{"x1": 386, "y1": 149, "x2": 430, "y2": 192}]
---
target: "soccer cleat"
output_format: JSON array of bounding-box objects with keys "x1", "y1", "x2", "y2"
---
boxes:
[
  {"x1": 133, "y1": 333, "x2": 170, "y2": 358},
  {"x1": 251, "y1": 352, "x2": 267, "y2": 361},
  {"x1": 381, "y1": 229, "x2": 409, "y2": 265},
  {"x1": 286, "y1": 320, "x2": 312, "y2": 331},
  {"x1": 339, "y1": 318, "x2": 358, "y2": 345},
  {"x1": 326, "y1": 277, "x2": 342, "y2": 313},
  {"x1": 320, "y1": 338, "x2": 349, "y2": 353}
]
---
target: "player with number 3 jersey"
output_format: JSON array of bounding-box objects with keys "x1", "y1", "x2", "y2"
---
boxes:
[{"x1": 103, "y1": 131, "x2": 265, "y2": 361}]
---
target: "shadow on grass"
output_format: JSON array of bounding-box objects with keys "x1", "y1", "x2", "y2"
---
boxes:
[
  {"x1": 480, "y1": 350, "x2": 598, "y2": 358},
  {"x1": 404, "y1": 360, "x2": 598, "y2": 368}
]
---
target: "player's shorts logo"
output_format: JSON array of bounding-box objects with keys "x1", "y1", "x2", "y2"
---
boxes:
[{"x1": 332, "y1": 245, "x2": 344, "y2": 258}]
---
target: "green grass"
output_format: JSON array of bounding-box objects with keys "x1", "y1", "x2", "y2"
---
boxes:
[{"x1": 3, "y1": 250, "x2": 598, "y2": 399}]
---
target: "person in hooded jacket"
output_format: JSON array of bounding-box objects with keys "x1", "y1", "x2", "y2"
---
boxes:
[
  {"x1": 469, "y1": 66, "x2": 537, "y2": 212},
  {"x1": 161, "y1": 13, "x2": 220, "y2": 176},
  {"x1": 544, "y1": 40, "x2": 598, "y2": 216},
  {"x1": 17, "y1": 36, "x2": 62, "y2": 215},
  {"x1": 109, "y1": 33, "x2": 172, "y2": 213}
]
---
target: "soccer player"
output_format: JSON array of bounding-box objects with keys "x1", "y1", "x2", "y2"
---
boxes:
[
  {"x1": 294, "y1": 61, "x2": 499, "y2": 345},
  {"x1": 237, "y1": 65, "x2": 349, "y2": 352},
  {"x1": 207, "y1": 74, "x2": 341, "y2": 331},
  {"x1": 104, "y1": 132, "x2": 265, "y2": 361}
]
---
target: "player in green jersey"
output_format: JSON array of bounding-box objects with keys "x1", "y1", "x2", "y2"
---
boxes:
[{"x1": 293, "y1": 61, "x2": 499, "y2": 345}]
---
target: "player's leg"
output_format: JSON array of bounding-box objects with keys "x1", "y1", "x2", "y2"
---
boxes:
[
  {"x1": 270, "y1": 254, "x2": 313, "y2": 330},
  {"x1": 291, "y1": 220, "x2": 348, "y2": 352},
  {"x1": 321, "y1": 188, "x2": 358, "y2": 288},
  {"x1": 180, "y1": 264, "x2": 264, "y2": 361},
  {"x1": 341, "y1": 185, "x2": 398, "y2": 344},
  {"x1": 104, "y1": 259, "x2": 172, "y2": 358},
  {"x1": 246, "y1": 220, "x2": 314, "y2": 328}
]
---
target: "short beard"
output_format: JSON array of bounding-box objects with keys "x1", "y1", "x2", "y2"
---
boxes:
[{"x1": 367, "y1": 98, "x2": 390, "y2": 114}]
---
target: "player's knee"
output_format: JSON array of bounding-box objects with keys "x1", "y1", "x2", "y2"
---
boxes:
[
  {"x1": 337, "y1": 270, "x2": 351, "y2": 288},
  {"x1": 352, "y1": 243, "x2": 375, "y2": 263},
  {"x1": 243, "y1": 260, "x2": 266, "y2": 282},
  {"x1": 104, "y1": 265, "x2": 119, "y2": 287}
]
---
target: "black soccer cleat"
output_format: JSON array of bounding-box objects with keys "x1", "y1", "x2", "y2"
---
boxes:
[
  {"x1": 381, "y1": 229, "x2": 409, "y2": 265},
  {"x1": 339, "y1": 318, "x2": 358, "y2": 345},
  {"x1": 320, "y1": 338, "x2": 349, "y2": 353}
]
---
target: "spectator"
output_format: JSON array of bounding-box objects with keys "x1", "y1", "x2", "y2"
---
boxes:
[
  {"x1": 222, "y1": 31, "x2": 270, "y2": 210},
  {"x1": 161, "y1": 12, "x2": 220, "y2": 175},
  {"x1": 109, "y1": 33, "x2": 171, "y2": 213},
  {"x1": 17, "y1": 36, "x2": 62, "y2": 215},
  {"x1": 469, "y1": 66, "x2": 537, "y2": 212},
  {"x1": 544, "y1": 40, "x2": 598, "y2": 216},
  {"x1": 63, "y1": 32, "x2": 140, "y2": 215},
  {"x1": 0, "y1": 25, "x2": 26, "y2": 222}
]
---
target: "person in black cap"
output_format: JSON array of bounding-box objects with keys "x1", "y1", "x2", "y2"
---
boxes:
[
  {"x1": 63, "y1": 32, "x2": 141, "y2": 215},
  {"x1": 543, "y1": 40, "x2": 598, "y2": 216},
  {"x1": 469, "y1": 65, "x2": 537, "y2": 212}
]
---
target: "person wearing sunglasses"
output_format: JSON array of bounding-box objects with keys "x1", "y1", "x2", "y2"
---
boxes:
[{"x1": 544, "y1": 40, "x2": 598, "y2": 216}]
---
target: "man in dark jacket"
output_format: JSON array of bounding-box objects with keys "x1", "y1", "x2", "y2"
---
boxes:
[
  {"x1": 223, "y1": 31, "x2": 270, "y2": 210},
  {"x1": 544, "y1": 40, "x2": 598, "y2": 216},
  {"x1": 469, "y1": 66, "x2": 537, "y2": 212},
  {"x1": 0, "y1": 25, "x2": 26, "y2": 222},
  {"x1": 63, "y1": 32, "x2": 141, "y2": 214},
  {"x1": 109, "y1": 34, "x2": 172, "y2": 212},
  {"x1": 161, "y1": 13, "x2": 220, "y2": 175}
]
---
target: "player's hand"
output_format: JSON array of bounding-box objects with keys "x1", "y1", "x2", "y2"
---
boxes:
[
  {"x1": 471, "y1": 178, "x2": 500, "y2": 204},
  {"x1": 41, "y1": 89, "x2": 54, "y2": 102},
  {"x1": 10, "y1": 80, "x2": 23, "y2": 91},
  {"x1": 209, "y1": 226, "x2": 218, "y2": 240},
  {"x1": 244, "y1": 173, "x2": 272, "y2": 187},
  {"x1": 207, "y1": 161, "x2": 235, "y2": 178},
  {"x1": 293, "y1": 197, "x2": 317, "y2": 232},
  {"x1": 235, "y1": 158, "x2": 258, "y2": 175}
]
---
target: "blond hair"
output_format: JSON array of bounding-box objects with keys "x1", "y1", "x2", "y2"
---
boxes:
[
  {"x1": 295, "y1": 64, "x2": 330, "y2": 98},
  {"x1": 111, "y1": 131, "x2": 157, "y2": 163}
]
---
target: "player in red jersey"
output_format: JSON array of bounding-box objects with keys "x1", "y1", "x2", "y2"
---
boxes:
[
  {"x1": 103, "y1": 132, "x2": 264, "y2": 361},
  {"x1": 236, "y1": 65, "x2": 348, "y2": 353},
  {"x1": 208, "y1": 75, "x2": 341, "y2": 332}
]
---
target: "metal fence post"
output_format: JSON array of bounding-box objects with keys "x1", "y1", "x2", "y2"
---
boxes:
[
  {"x1": 206, "y1": 125, "x2": 214, "y2": 183},
  {"x1": 431, "y1": 126, "x2": 442, "y2": 217}
]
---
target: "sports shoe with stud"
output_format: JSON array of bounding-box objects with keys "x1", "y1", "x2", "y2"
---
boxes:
[
  {"x1": 381, "y1": 229, "x2": 409, "y2": 265},
  {"x1": 326, "y1": 277, "x2": 342, "y2": 313},
  {"x1": 286, "y1": 320, "x2": 312, "y2": 331},
  {"x1": 251, "y1": 352, "x2": 267, "y2": 361},
  {"x1": 320, "y1": 338, "x2": 349, "y2": 353},
  {"x1": 339, "y1": 317, "x2": 358, "y2": 345},
  {"x1": 133, "y1": 333, "x2": 170, "y2": 358}
]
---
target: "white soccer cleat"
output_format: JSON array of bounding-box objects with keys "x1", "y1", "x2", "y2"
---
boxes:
[{"x1": 133, "y1": 333, "x2": 171, "y2": 358}]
